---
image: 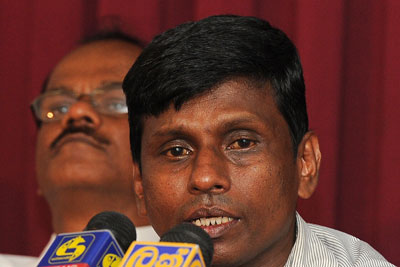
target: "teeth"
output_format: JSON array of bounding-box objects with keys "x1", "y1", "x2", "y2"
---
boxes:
[
  {"x1": 210, "y1": 218, "x2": 216, "y2": 225},
  {"x1": 191, "y1": 216, "x2": 233, "y2": 227}
]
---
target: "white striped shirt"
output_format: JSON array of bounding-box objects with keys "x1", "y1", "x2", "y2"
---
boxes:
[{"x1": 284, "y1": 213, "x2": 395, "y2": 267}]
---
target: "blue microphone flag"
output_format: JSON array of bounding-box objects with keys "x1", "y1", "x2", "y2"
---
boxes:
[{"x1": 37, "y1": 230, "x2": 123, "y2": 267}]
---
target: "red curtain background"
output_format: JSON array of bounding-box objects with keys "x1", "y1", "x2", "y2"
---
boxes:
[{"x1": 1, "y1": 0, "x2": 399, "y2": 264}]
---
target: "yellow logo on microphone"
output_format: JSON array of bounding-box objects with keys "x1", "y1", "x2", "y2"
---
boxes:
[
  {"x1": 48, "y1": 233, "x2": 96, "y2": 264},
  {"x1": 54, "y1": 235, "x2": 87, "y2": 261},
  {"x1": 119, "y1": 242, "x2": 206, "y2": 267},
  {"x1": 101, "y1": 253, "x2": 121, "y2": 267}
]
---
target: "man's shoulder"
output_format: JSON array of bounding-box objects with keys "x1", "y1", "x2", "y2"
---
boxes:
[
  {"x1": 308, "y1": 223, "x2": 393, "y2": 265},
  {"x1": 0, "y1": 253, "x2": 38, "y2": 267},
  {"x1": 286, "y1": 213, "x2": 395, "y2": 267}
]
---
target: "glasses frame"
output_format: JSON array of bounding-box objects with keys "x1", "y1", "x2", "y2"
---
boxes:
[{"x1": 30, "y1": 87, "x2": 128, "y2": 123}]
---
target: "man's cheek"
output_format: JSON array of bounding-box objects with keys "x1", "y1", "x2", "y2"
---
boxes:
[
  {"x1": 144, "y1": 191, "x2": 176, "y2": 234},
  {"x1": 144, "y1": 182, "x2": 169, "y2": 214}
]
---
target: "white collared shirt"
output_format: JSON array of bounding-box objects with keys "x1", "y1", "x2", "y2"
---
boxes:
[
  {"x1": 285, "y1": 213, "x2": 395, "y2": 267},
  {"x1": 0, "y1": 254, "x2": 37, "y2": 267}
]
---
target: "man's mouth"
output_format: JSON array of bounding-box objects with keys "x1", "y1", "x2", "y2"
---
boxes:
[
  {"x1": 191, "y1": 216, "x2": 234, "y2": 227},
  {"x1": 186, "y1": 209, "x2": 239, "y2": 238},
  {"x1": 51, "y1": 132, "x2": 107, "y2": 152},
  {"x1": 50, "y1": 126, "x2": 110, "y2": 152}
]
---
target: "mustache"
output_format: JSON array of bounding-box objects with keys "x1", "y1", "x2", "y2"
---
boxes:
[
  {"x1": 50, "y1": 125, "x2": 110, "y2": 149},
  {"x1": 179, "y1": 194, "x2": 237, "y2": 216}
]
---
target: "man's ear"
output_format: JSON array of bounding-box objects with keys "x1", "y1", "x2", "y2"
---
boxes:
[
  {"x1": 297, "y1": 131, "x2": 321, "y2": 199},
  {"x1": 133, "y1": 163, "x2": 147, "y2": 217}
]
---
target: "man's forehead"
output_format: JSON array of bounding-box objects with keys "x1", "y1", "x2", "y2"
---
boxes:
[
  {"x1": 61, "y1": 40, "x2": 141, "y2": 63},
  {"x1": 158, "y1": 77, "x2": 271, "y2": 113},
  {"x1": 44, "y1": 40, "x2": 141, "y2": 93},
  {"x1": 50, "y1": 43, "x2": 137, "y2": 76},
  {"x1": 141, "y1": 80, "x2": 281, "y2": 136}
]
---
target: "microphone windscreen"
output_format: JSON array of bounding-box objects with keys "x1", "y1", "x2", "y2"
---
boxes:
[
  {"x1": 85, "y1": 211, "x2": 136, "y2": 252},
  {"x1": 160, "y1": 223, "x2": 214, "y2": 267}
]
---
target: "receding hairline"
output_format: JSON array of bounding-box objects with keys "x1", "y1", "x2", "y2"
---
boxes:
[
  {"x1": 42, "y1": 39, "x2": 142, "y2": 93},
  {"x1": 64, "y1": 39, "x2": 142, "y2": 61}
]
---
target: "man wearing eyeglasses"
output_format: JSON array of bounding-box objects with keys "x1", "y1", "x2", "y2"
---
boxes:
[{"x1": 30, "y1": 32, "x2": 158, "y2": 244}]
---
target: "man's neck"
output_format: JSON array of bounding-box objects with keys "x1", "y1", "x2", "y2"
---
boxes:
[{"x1": 47, "y1": 189, "x2": 150, "y2": 233}]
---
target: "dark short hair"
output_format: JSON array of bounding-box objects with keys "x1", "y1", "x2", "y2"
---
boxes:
[{"x1": 123, "y1": 15, "x2": 308, "y2": 166}]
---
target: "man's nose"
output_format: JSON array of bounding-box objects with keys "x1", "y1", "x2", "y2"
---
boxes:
[
  {"x1": 60, "y1": 101, "x2": 101, "y2": 129},
  {"x1": 188, "y1": 147, "x2": 231, "y2": 195}
]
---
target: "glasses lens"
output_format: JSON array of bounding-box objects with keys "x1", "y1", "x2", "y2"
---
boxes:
[
  {"x1": 39, "y1": 93, "x2": 75, "y2": 121},
  {"x1": 93, "y1": 89, "x2": 127, "y2": 114}
]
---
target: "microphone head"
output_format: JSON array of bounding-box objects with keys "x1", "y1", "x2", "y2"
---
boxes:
[
  {"x1": 160, "y1": 223, "x2": 214, "y2": 267},
  {"x1": 84, "y1": 211, "x2": 136, "y2": 253}
]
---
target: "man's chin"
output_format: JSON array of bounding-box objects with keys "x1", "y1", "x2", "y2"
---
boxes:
[
  {"x1": 42, "y1": 158, "x2": 114, "y2": 184},
  {"x1": 42, "y1": 175, "x2": 117, "y2": 195}
]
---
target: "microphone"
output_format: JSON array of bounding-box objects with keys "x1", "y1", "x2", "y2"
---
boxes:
[
  {"x1": 37, "y1": 211, "x2": 136, "y2": 267},
  {"x1": 84, "y1": 211, "x2": 136, "y2": 253},
  {"x1": 119, "y1": 223, "x2": 214, "y2": 267}
]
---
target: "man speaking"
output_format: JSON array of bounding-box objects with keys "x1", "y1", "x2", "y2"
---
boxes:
[{"x1": 122, "y1": 15, "x2": 395, "y2": 266}]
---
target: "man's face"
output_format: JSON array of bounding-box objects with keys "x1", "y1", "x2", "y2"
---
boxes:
[
  {"x1": 135, "y1": 80, "x2": 302, "y2": 266},
  {"x1": 36, "y1": 40, "x2": 141, "y2": 199}
]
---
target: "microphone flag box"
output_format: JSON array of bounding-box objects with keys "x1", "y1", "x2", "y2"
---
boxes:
[
  {"x1": 37, "y1": 230, "x2": 124, "y2": 267},
  {"x1": 119, "y1": 241, "x2": 206, "y2": 267}
]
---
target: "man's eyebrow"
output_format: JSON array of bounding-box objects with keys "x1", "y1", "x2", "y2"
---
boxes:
[
  {"x1": 97, "y1": 81, "x2": 123, "y2": 90},
  {"x1": 45, "y1": 85, "x2": 70, "y2": 92},
  {"x1": 45, "y1": 81, "x2": 123, "y2": 93},
  {"x1": 151, "y1": 116, "x2": 264, "y2": 139},
  {"x1": 220, "y1": 117, "x2": 259, "y2": 131},
  {"x1": 151, "y1": 129, "x2": 189, "y2": 139}
]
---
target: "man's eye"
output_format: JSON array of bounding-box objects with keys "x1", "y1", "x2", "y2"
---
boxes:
[
  {"x1": 163, "y1": 147, "x2": 192, "y2": 157},
  {"x1": 227, "y1": 138, "x2": 256, "y2": 150},
  {"x1": 45, "y1": 104, "x2": 70, "y2": 119},
  {"x1": 102, "y1": 99, "x2": 128, "y2": 113},
  {"x1": 53, "y1": 105, "x2": 69, "y2": 114}
]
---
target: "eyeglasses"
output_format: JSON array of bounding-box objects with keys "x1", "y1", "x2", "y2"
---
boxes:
[{"x1": 31, "y1": 87, "x2": 128, "y2": 123}]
